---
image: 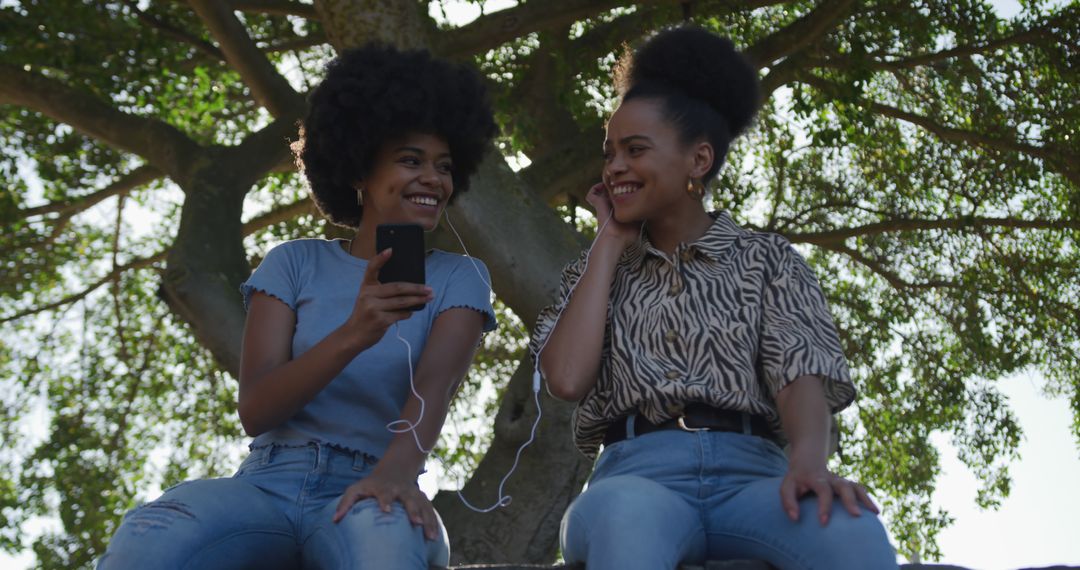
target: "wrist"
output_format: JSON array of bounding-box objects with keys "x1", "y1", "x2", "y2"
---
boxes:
[
  {"x1": 787, "y1": 444, "x2": 827, "y2": 469},
  {"x1": 372, "y1": 454, "x2": 422, "y2": 481},
  {"x1": 589, "y1": 236, "x2": 628, "y2": 264},
  {"x1": 332, "y1": 322, "x2": 371, "y2": 355}
]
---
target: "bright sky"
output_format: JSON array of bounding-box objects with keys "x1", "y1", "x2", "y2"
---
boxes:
[
  {"x1": 4, "y1": 1, "x2": 1077, "y2": 569},
  {"x1": 929, "y1": 371, "x2": 1080, "y2": 568}
]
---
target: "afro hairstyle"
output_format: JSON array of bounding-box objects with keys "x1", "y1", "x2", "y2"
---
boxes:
[
  {"x1": 294, "y1": 43, "x2": 497, "y2": 228},
  {"x1": 613, "y1": 26, "x2": 760, "y2": 183}
]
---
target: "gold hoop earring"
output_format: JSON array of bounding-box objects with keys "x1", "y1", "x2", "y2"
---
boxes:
[
  {"x1": 686, "y1": 177, "x2": 705, "y2": 200},
  {"x1": 356, "y1": 187, "x2": 364, "y2": 206}
]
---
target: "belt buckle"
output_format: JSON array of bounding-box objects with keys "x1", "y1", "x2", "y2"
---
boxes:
[{"x1": 676, "y1": 415, "x2": 708, "y2": 432}]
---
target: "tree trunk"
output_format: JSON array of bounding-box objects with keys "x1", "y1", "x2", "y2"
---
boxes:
[
  {"x1": 159, "y1": 150, "x2": 253, "y2": 376},
  {"x1": 314, "y1": 0, "x2": 432, "y2": 50},
  {"x1": 430, "y1": 152, "x2": 594, "y2": 563}
]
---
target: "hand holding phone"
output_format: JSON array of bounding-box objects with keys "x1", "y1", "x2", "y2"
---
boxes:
[
  {"x1": 347, "y1": 247, "x2": 432, "y2": 351},
  {"x1": 375, "y1": 224, "x2": 427, "y2": 311}
]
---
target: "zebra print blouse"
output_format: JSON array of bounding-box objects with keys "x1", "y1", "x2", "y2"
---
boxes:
[{"x1": 531, "y1": 211, "x2": 855, "y2": 458}]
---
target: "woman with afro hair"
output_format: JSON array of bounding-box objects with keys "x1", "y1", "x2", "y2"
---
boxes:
[
  {"x1": 99, "y1": 44, "x2": 498, "y2": 570},
  {"x1": 531, "y1": 27, "x2": 898, "y2": 569}
]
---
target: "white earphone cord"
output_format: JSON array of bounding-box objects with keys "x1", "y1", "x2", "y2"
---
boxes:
[{"x1": 386, "y1": 208, "x2": 614, "y2": 512}]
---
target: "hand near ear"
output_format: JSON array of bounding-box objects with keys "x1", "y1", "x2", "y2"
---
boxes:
[{"x1": 586, "y1": 182, "x2": 640, "y2": 249}]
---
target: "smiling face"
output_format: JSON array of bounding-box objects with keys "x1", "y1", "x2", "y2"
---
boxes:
[
  {"x1": 602, "y1": 98, "x2": 712, "y2": 224},
  {"x1": 359, "y1": 132, "x2": 453, "y2": 231}
]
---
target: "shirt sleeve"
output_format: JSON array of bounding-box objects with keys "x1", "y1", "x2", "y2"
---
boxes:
[
  {"x1": 240, "y1": 242, "x2": 302, "y2": 312},
  {"x1": 759, "y1": 240, "x2": 855, "y2": 412},
  {"x1": 436, "y1": 256, "x2": 497, "y2": 333},
  {"x1": 529, "y1": 251, "x2": 612, "y2": 364}
]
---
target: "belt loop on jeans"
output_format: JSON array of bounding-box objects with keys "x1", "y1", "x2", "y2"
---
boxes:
[
  {"x1": 741, "y1": 412, "x2": 752, "y2": 435},
  {"x1": 352, "y1": 450, "x2": 373, "y2": 471},
  {"x1": 625, "y1": 415, "x2": 637, "y2": 440}
]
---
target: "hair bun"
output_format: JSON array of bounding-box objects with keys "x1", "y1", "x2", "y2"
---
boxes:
[{"x1": 620, "y1": 26, "x2": 759, "y2": 137}]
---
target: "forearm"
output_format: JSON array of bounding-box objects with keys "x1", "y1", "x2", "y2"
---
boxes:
[
  {"x1": 373, "y1": 307, "x2": 484, "y2": 478},
  {"x1": 239, "y1": 325, "x2": 364, "y2": 436},
  {"x1": 776, "y1": 375, "x2": 831, "y2": 468},
  {"x1": 539, "y1": 241, "x2": 622, "y2": 401},
  {"x1": 376, "y1": 375, "x2": 454, "y2": 479}
]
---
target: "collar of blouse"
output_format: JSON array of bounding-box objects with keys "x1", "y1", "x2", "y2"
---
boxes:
[{"x1": 621, "y1": 210, "x2": 744, "y2": 268}]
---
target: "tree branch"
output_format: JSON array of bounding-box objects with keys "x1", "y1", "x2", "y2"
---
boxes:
[
  {"x1": 760, "y1": 51, "x2": 807, "y2": 95},
  {"x1": 524, "y1": 132, "x2": 603, "y2": 204},
  {"x1": 504, "y1": 30, "x2": 603, "y2": 204},
  {"x1": 0, "y1": 65, "x2": 201, "y2": 177},
  {"x1": 437, "y1": 0, "x2": 676, "y2": 59},
  {"x1": 0, "y1": 253, "x2": 165, "y2": 324},
  {"x1": 242, "y1": 198, "x2": 315, "y2": 233},
  {"x1": 817, "y1": 26, "x2": 1051, "y2": 72},
  {"x1": 188, "y1": 0, "x2": 307, "y2": 118},
  {"x1": 4, "y1": 118, "x2": 296, "y2": 327},
  {"x1": 871, "y1": 101, "x2": 1056, "y2": 161},
  {"x1": 789, "y1": 216, "x2": 1080, "y2": 247},
  {"x1": 110, "y1": 194, "x2": 130, "y2": 362},
  {"x1": 744, "y1": 0, "x2": 856, "y2": 67},
  {"x1": 828, "y1": 243, "x2": 958, "y2": 291},
  {"x1": 232, "y1": 0, "x2": 318, "y2": 18},
  {"x1": 23, "y1": 165, "x2": 163, "y2": 219},
  {"x1": 106, "y1": 329, "x2": 159, "y2": 462},
  {"x1": 122, "y1": 0, "x2": 226, "y2": 61},
  {"x1": 230, "y1": 112, "x2": 305, "y2": 192},
  {"x1": 974, "y1": 229, "x2": 1080, "y2": 338},
  {"x1": 799, "y1": 74, "x2": 1079, "y2": 186},
  {"x1": 264, "y1": 32, "x2": 328, "y2": 52}
]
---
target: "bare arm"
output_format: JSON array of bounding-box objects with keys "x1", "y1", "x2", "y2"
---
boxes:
[
  {"x1": 776, "y1": 375, "x2": 878, "y2": 524},
  {"x1": 238, "y1": 248, "x2": 433, "y2": 436},
  {"x1": 538, "y1": 237, "x2": 622, "y2": 401},
  {"x1": 777, "y1": 375, "x2": 832, "y2": 470},
  {"x1": 539, "y1": 184, "x2": 639, "y2": 401},
  {"x1": 333, "y1": 307, "x2": 485, "y2": 539}
]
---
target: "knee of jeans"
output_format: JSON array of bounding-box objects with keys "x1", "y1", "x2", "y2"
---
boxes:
[
  {"x1": 340, "y1": 498, "x2": 412, "y2": 530},
  {"x1": 813, "y1": 509, "x2": 897, "y2": 567},
  {"x1": 560, "y1": 508, "x2": 589, "y2": 563},
  {"x1": 334, "y1": 498, "x2": 436, "y2": 561},
  {"x1": 577, "y1": 475, "x2": 680, "y2": 518}
]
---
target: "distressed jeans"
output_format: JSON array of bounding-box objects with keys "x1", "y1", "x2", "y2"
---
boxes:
[
  {"x1": 97, "y1": 442, "x2": 449, "y2": 569},
  {"x1": 561, "y1": 424, "x2": 898, "y2": 570}
]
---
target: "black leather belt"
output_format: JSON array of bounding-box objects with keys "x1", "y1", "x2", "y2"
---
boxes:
[{"x1": 603, "y1": 403, "x2": 779, "y2": 447}]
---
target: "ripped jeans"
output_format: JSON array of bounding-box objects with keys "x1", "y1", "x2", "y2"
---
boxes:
[{"x1": 97, "y1": 442, "x2": 449, "y2": 570}]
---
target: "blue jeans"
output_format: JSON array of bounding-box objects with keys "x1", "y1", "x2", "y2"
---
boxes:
[
  {"x1": 561, "y1": 423, "x2": 898, "y2": 570},
  {"x1": 97, "y1": 442, "x2": 449, "y2": 569}
]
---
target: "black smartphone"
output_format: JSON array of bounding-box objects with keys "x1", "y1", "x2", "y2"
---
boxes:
[{"x1": 375, "y1": 223, "x2": 426, "y2": 311}]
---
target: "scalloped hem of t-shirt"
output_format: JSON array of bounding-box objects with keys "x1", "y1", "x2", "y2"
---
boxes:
[
  {"x1": 437, "y1": 303, "x2": 497, "y2": 333},
  {"x1": 240, "y1": 283, "x2": 296, "y2": 312}
]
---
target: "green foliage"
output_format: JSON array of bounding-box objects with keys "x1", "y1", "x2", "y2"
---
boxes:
[
  {"x1": 1, "y1": 0, "x2": 1077, "y2": 566},
  {"x1": 3, "y1": 264, "x2": 240, "y2": 568}
]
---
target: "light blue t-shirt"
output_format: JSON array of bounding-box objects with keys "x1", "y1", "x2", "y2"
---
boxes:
[{"x1": 240, "y1": 238, "x2": 496, "y2": 458}]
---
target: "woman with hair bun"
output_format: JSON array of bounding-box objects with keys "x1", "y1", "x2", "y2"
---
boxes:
[
  {"x1": 532, "y1": 27, "x2": 897, "y2": 569},
  {"x1": 99, "y1": 44, "x2": 498, "y2": 570}
]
